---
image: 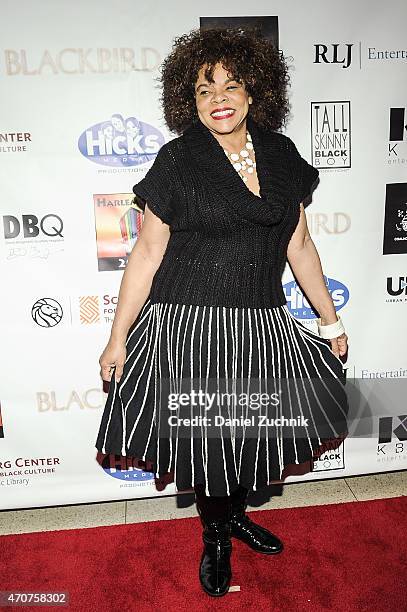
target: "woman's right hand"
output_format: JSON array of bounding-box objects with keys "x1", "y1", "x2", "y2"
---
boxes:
[{"x1": 99, "y1": 339, "x2": 127, "y2": 384}]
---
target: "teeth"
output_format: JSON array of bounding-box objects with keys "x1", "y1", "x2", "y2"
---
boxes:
[{"x1": 212, "y1": 109, "x2": 234, "y2": 117}]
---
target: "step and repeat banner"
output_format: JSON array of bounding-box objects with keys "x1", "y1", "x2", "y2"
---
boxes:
[{"x1": 1, "y1": 0, "x2": 406, "y2": 510}]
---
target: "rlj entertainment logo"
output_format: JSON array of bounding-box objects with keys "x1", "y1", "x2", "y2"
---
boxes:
[
  {"x1": 313, "y1": 44, "x2": 353, "y2": 69},
  {"x1": 311, "y1": 101, "x2": 351, "y2": 169},
  {"x1": 284, "y1": 276, "x2": 349, "y2": 320},
  {"x1": 78, "y1": 114, "x2": 165, "y2": 168}
]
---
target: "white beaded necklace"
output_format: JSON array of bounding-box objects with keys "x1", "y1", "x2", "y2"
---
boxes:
[{"x1": 222, "y1": 131, "x2": 256, "y2": 183}]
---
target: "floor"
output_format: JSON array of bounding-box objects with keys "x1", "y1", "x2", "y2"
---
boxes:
[{"x1": 0, "y1": 470, "x2": 405, "y2": 536}]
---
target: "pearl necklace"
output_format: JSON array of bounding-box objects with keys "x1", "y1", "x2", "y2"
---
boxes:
[{"x1": 222, "y1": 132, "x2": 256, "y2": 183}]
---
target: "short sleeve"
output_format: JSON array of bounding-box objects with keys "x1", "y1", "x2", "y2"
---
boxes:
[
  {"x1": 286, "y1": 137, "x2": 319, "y2": 208},
  {"x1": 132, "y1": 143, "x2": 175, "y2": 225}
]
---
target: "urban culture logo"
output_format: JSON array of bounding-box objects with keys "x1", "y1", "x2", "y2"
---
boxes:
[
  {"x1": 31, "y1": 298, "x2": 63, "y2": 328},
  {"x1": 311, "y1": 101, "x2": 351, "y2": 169},
  {"x1": 386, "y1": 276, "x2": 407, "y2": 302},
  {"x1": 78, "y1": 114, "x2": 165, "y2": 167}
]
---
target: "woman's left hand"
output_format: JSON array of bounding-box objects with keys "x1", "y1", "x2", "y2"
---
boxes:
[{"x1": 330, "y1": 332, "x2": 349, "y2": 363}]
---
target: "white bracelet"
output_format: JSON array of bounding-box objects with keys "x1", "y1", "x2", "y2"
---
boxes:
[{"x1": 316, "y1": 314, "x2": 346, "y2": 339}]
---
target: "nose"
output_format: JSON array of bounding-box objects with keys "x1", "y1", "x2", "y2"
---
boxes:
[{"x1": 211, "y1": 90, "x2": 228, "y2": 104}]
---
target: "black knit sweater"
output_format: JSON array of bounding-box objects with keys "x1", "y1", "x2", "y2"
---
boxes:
[{"x1": 132, "y1": 115, "x2": 319, "y2": 308}]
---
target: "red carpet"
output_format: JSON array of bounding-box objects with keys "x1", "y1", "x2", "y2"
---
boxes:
[{"x1": 1, "y1": 496, "x2": 406, "y2": 611}]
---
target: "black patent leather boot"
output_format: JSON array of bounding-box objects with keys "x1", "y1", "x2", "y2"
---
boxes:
[
  {"x1": 195, "y1": 489, "x2": 232, "y2": 597},
  {"x1": 230, "y1": 485, "x2": 284, "y2": 555}
]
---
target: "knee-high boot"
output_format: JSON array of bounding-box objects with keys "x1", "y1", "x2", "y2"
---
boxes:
[
  {"x1": 194, "y1": 484, "x2": 232, "y2": 597},
  {"x1": 229, "y1": 485, "x2": 284, "y2": 554}
]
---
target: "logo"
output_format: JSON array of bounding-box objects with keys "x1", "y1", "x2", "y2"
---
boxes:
[
  {"x1": 383, "y1": 183, "x2": 407, "y2": 255},
  {"x1": 80, "y1": 296, "x2": 100, "y2": 324},
  {"x1": 377, "y1": 416, "x2": 407, "y2": 466},
  {"x1": 311, "y1": 101, "x2": 351, "y2": 169},
  {"x1": 4, "y1": 48, "x2": 161, "y2": 76},
  {"x1": 37, "y1": 389, "x2": 104, "y2": 412},
  {"x1": 314, "y1": 44, "x2": 353, "y2": 69},
  {"x1": 31, "y1": 298, "x2": 63, "y2": 328},
  {"x1": 0, "y1": 132, "x2": 32, "y2": 153},
  {"x1": 78, "y1": 115, "x2": 165, "y2": 167},
  {"x1": 386, "y1": 276, "x2": 407, "y2": 303},
  {"x1": 94, "y1": 193, "x2": 144, "y2": 271},
  {"x1": 97, "y1": 453, "x2": 155, "y2": 484},
  {"x1": 388, "y1": 108, "x2": 407, "y2": 162},
  {"x1": 284, "y1": 276, "x2": 349, "y2": 319},
  {"x1": 3, "y1": 213, "x2": 64, "y2": 261},
  {"x1": 312, "y1": 440, "x2": 345, "y2": 472},
  {"x1": 0, "y1": 456, "x2": 62, "y2": 488}
]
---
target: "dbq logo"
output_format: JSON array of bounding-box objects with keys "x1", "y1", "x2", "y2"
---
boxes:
[
  {"x1": 78, "y1": 114, "x2": 165, "y2": 167},
  {"x1": 3, "y1": 214, "x2": 63, "y2": 239}
]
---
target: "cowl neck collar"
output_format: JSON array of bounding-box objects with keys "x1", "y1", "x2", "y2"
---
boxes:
[{"x1": 182, "y1": 115, "x2": 287, "y2": 226}]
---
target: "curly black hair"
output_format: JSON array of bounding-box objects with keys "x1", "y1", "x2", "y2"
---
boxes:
[{"x1": 156, "y1": 26, "x2": 291, "y2": 135}]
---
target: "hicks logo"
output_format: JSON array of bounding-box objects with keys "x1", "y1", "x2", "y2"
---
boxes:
[
  {"x1": 78, "y1": 114, "x2": 165, "y2": 167},
  {"x1": 97, "y1": 453, "x2": 155, "y2": 483},
  {"x1": 284, "y1": 276, "x2": 349, "y2": 319},
  {"x1": 31, "y1": 298, "x2": 63, "y2": 328},
  {"x1": 311, "y1": 101, "x2": 351, "y2": 169},
  {"x1": 80, "y1": 296, "x2": 100, "y2": 324},
  {"x1": 314, "y1": 44, "x2": 353, "y2": 69}
]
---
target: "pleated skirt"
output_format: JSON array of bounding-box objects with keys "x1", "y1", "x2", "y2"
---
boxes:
[{"x1": 95, "y1": 298, "x2": 349, "y2": 496}]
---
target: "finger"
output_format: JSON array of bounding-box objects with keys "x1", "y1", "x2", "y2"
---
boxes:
[
  {"x1": 101, "y1": 364, "x2": 115, "y2": 381},
  {"x1": 115, "y1": 365, "x2": 124, "y2": 382},
  {"x1": 330, "y1": 338, "x2": 340, "y2": 357}
]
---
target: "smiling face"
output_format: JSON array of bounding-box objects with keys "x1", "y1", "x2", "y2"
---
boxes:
[{"x1": 194, "y1": 62, "x2": 252, "y2": 135}]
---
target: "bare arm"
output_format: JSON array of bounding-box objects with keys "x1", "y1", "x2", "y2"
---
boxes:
[
  {"x1": 99, "y1": 203, "x2": 171, "y2": 383},
  {"x1": 110, "y1": 203, "x2": 171, "y2": 343},
  {"x1": 286, "y1": 203, "x2": 348, "y2": 357}
]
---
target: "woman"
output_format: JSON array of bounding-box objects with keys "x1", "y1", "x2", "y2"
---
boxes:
[{"x1": 95, "y1": 26, "x2": 349, "y2": 598}]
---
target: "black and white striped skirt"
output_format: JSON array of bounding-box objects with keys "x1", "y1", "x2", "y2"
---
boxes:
[{"x1": 95, "y1": 298, "x2": 349, "y2": 496}]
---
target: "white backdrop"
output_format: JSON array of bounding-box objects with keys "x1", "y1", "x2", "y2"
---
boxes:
[{"x1": 1, "y1": 0, "x2": 406, "y2": 510}]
